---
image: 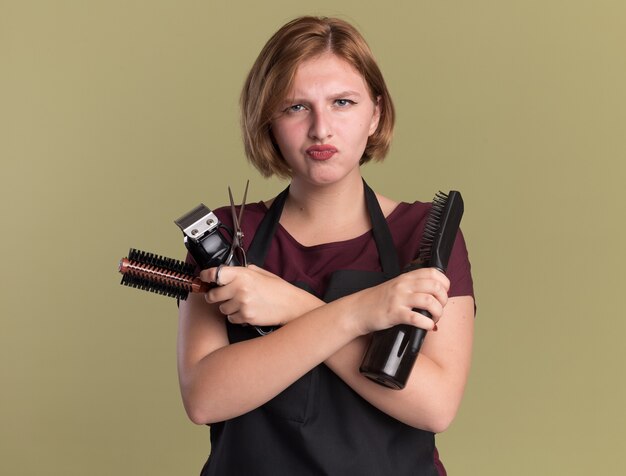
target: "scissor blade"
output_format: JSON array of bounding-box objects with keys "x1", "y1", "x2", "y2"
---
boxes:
[
  {"x1": 228, "y1": 186, "x2": 239, "y2": 232},
  {"x1": 237, "y1": 180, "x2": 249, "y2": 226}
]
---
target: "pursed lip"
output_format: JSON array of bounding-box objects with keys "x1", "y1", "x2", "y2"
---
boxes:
[{"x1": 306, "y1": 144, "x2": 338, "y2": 160}]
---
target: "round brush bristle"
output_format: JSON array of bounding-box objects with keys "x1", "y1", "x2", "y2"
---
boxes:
[
  {"x1": 119, "y1": 248, "x2": 196, "y2": 300},
  {"x1": 127, "y1": 248, "x2": 195, "y2": 275},
  {"x1": 120, "y1": 272, "x2": 191, "y2": 300}
]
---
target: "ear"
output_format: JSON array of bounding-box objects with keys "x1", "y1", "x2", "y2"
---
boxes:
[{"x1": 368, "y1": 96, "x2": 382, "y2": 136}]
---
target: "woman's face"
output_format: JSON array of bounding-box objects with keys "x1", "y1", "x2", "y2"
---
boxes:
[{"x1": 271, "y1": 53, "x2": 381, "y2": 187}]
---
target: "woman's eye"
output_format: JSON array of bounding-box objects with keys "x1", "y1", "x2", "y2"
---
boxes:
[
  {"x1": 334, "y1": 99, "x2": 355, "y2": 107},
  {"x1": 286, "y1": 104, "x2": 305, "y2": 113}
]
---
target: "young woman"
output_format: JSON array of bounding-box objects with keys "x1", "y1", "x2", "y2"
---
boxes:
[{"x1": 178, "y1": 16, "x2": 475, "y2": 476}]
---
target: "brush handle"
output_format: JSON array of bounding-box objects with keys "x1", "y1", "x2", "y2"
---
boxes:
[
  {"x1": 360, "y1": 190, "x2": 463, "y2": 389},
  {"x1": 359, "y1": 326, "x2": 427, "y2": 390},
  {"x1": 359, "y1": 261, "x2": 434, "y2": 390}
]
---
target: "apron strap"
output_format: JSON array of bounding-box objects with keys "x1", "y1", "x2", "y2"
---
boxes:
[
  {"x1": 247, "y1": 181, "x2": 401, "y2": 277},
  {"x1": 363, "y1": 180, "x2": 401, "y2": 277},
  {"x1": 246, "y1": 186, "x2": 290, "y2": 267}
]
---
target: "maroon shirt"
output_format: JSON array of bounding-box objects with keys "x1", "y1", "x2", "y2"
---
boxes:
[{"x1": 214, "y1": 200, "x2": 474, "y2": 300}]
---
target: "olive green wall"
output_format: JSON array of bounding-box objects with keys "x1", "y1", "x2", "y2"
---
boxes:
[{"x1": 2, "y1": 1, "x2": 624, "y2": 474}]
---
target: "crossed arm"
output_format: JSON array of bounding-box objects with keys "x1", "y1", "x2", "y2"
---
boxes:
[{"x1": 177, "y1": 264, "x2": 474, "y2": 432}]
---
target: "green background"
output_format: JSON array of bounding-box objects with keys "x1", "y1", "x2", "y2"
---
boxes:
[{"x1": 2, "y1": 1, "x2": 624, "y2": 474}]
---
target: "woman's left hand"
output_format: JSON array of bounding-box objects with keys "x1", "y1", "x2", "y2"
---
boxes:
[{"x1": 199, "y1": 265, "x2": 322, "y2": 327}]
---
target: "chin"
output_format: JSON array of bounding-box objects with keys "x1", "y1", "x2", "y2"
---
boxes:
[
  {"x1": 301, "y1": 163, "x2": 361, "y2": 187},
  {"x1": 304, "y1": 173, "x2": 348, "y2": 187}
]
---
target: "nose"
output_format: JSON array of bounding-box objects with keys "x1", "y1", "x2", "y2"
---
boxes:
[{"x1": 308, "y1": 108, "x2": 333, "y2": 141}]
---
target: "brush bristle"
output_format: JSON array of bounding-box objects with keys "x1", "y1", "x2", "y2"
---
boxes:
[
  {"x1": 119, "y1": 248, "x2": 196, "y2": 300},
  {"x1": 417, "y1": 191, "x2": 449, "y2": 263},
  {"x1": 120, "y1": 273, "x2": 191, "y2": 300},
  {"x1": 127, "y1": 248, "x2": 195, "y2": 275}
]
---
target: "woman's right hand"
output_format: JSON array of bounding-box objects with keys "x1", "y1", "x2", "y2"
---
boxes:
[
  {"x1": 349, "y1": 267, "x2": 450, "y2": 336},
  {"x1": 199, "y1": 264, "x2": 323, "y2": 328}
]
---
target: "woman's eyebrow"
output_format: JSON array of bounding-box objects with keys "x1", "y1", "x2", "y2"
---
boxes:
[
  {"x1": 286, "y1": 90, "x2": 363, "y2": 102},
  {"x1": 330, "y1": 90, "x2": 362, "y2": 98}
]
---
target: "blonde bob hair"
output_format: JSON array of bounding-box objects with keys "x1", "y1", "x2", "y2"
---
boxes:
[{"x1": 240, "y1": 16, "x2": 395, "y2": 179}]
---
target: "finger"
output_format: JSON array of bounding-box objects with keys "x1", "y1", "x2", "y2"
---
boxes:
[
  {"x1": 406, "y1": 267, "x2": 450, "y2": 292},
  {"x1": 205, "y1": 277, "x2": 240, "y2": 303},
  {"x1": 406, "y1": 308, "x2": 438, "y2": 331},
  {"x1": 401, "y1": 272, "x2": 449, "y2": 309},
  {"x1": 409, "y1": 293, "x2": 445, "y2": 323},
  {"x1": 218, "y1": 300, "x2": 240, "y2": 317},
  {"x1": 428, "y1": 268, "x2": 450, "y2": 292},
  {"x1": 225, "y1": 312, "x2": 243, "y2": 324},
  {"x1": 200, "y1": 266, "x2": 236, "y2": 286},
  {"x1": 199, "y1": 267, "x2": 223, "y2": 284},
  {"x1": 198, "y1": 268, "x2": 214, "y2": 282},
  {"x1": 412, "y1": 279, "x2": 449, "y2": 308}
]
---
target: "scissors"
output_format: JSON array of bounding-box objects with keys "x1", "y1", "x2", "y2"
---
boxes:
[
  {"x1": 219, "y1": 181, "x2": 275, "y2": 336},
  {"x1": 225, "y1": 180, "x2": 249, "y2": 267}
]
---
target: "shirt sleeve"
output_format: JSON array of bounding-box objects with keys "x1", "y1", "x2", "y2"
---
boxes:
[{"x1": 446, "y1": 228, "x2": 475, "y2": 301}]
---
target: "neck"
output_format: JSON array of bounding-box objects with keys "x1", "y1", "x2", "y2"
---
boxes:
[
  {"x1": 279, "y1": 174, "x2": 371, "y2": 245},
  {"x1": 286, "y1": 174, "x2": 366, "y2": 221}
]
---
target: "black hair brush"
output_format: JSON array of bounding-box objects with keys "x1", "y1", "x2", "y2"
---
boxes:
[
  {"x1": 119, "y1": 248, "x2": 211, "y2": 301},
  {"x1": 359, "y1": 191, "x2": 464, "y2": 389}
]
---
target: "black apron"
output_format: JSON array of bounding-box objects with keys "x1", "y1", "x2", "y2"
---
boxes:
[{"x1": 201, "y1": 182, "x2": 440, "y2": 476}]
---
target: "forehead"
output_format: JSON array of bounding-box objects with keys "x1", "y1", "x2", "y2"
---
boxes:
[{"x1": 289, "y1": 53, "x2": 369, "y2": 95}]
